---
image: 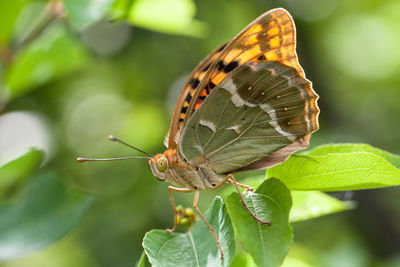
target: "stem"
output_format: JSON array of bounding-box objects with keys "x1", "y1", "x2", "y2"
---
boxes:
[
  {"x1": 0, "y1": 42, "x2": 12, "y2": 66},
  {"x1": 0, "y1": 0, "x2": 66, "y2": 112},
  {"x1": 13, "y1": 0, "x2": 65, "y2": 54}
]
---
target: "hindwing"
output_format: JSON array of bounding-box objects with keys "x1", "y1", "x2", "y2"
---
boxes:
[{"x1": 179, "y1": 61, "x2": 319, "y2": 174}]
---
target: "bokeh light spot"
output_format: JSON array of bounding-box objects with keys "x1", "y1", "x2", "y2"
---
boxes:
[
  {"x1": 62, "y1": 79, "x2": 131, "y2": 156},
  {"x1": 324, "y1": 14, "x2": 400, "y2": 80},
  {"x1": 0, "y1": 111, "x2": 53, "y2": 165}
]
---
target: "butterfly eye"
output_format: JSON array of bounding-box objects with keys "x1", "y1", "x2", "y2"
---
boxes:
[{"x1": 156, "y1": 158, "x2": 168, "y2": 172}]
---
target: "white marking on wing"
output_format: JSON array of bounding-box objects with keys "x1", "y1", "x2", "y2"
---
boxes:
[
  {"x1": 199, "y1": 119, "x2": 216, "y2": 132},
  {"x1": 227, "y1": 125, "x2": 240, "y2": 134},
  {"x1": 260, "y1": 103, "x2": 296, "y2": 141},
  {"x1": 224, "y1": 79, "x2": 237, "y2": 94},
  {"x1": 223, "y1": 80, "x2": 257, "y2": 108},
  {"x1": 269, "y1": 68, "x2": 277, "y2": 75},
  {"x1": 192, "y1": 144, "x2": 204, "y2": 153},
  {"x1": 231, "y1": 94, "x2": 244, "y2": 107},
  {"x1": 163, "y1": 133, "x2": 169, "y2": 147},
  {"x1": 164, "y1": 128, "x2": 180, "y2": 147}
]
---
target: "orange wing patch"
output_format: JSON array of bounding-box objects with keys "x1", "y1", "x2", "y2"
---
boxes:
[
  {"x1": 168, "y1": 8, "x2": 307, "y2": 149},
  {"x1": 186, "y1": 9, "x2": 304, "y2": 116}
]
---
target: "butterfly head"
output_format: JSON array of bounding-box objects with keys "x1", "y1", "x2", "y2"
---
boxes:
[
  {"x1": 148, "y1": 149, "x2": 177, "y2": 181},
  {"x1": 148, "y1": 154, "x2": 169, "y2": 181}
]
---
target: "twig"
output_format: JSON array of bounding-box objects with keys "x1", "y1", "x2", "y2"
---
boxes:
[{"x1": 13, "y1": 0, "x2": 66, "y2": 55}]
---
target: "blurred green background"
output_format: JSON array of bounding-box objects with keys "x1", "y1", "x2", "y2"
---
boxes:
[{"x1": 1, "y1": 0, "x2": 400, "y2": 266}]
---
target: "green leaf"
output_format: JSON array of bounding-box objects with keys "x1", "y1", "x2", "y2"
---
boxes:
[
  {"x1": 0, "y1": 173, "x2": 94, "y2": 260},
  {"x1": 4, "y1": 22, "x2": 88, "y2": 98},
  {"x1": 230, "y1": 250, "x2": 257, "y2": 267},
  {"x1": 281, "y1": 256, "x2": 315, "y2": 267},
  {"x1": 63, "y1": 0, "x2": 115, "y2": 30},
  {"x1": 136, "y1": 251, "x2": 151, "y2": 267},
  {"x1": 127, "y1": 0, "x2": 207, "y2": 37},
  {"x1": 307, "y1": 143, "x2": 400, "y2": 168},
  {"x1": 219, "y1": 176, "x2": 353, "y2": 223},
  {"x1": 143, "y1": 196, "x2": 235, "y2": 267},
  {"x1": 110, "y1": 0, "x2": 134, "y2": 20},
  {"x1": 0, "y1": 0, "x2": 29, "y2": 41},
  {"x1": 0, "y1": 149, "x2": 44, "y2": 193},
  {"x1": 218, "y1": 175, "x2": 265, "y2": 200},
  {"x1": 281, "y1": 243, "x2": 318, "y2": 267},
  {"x1": 227, "y1": 178, "x2": 293, "y2": 267},
  {"x1": 290, "y1": 191, "x2": 354, "y2": 222},
  {"x1": 267, "y1": 152, "x2": 400, "y2": 191}
]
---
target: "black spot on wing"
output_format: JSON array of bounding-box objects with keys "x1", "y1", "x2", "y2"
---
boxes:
[
  {"x1": 189, "y1": 78, "x2": 200, "y2": 89},
  {"x1": 185, "y1": 93, "x2": 192, "y2": 103},
  {"x1": 203, "y1": 63, "x2": 211, "y2": 71},
  {"x1": 209, "y1": 82, "x2": 216, "y2": 89},
  {"x1": 217, "y1": 60, "x2": 225, "y2": 71},
  {"x1": 181, "y1": 106, "x2": 188, "y2": 113},
  {"x1": 257, "y1": 55, "x2": 266, "y2": 60},
  {"x1": 217, "y1": 43, "x2": 227, "y2": 52},
  {"x1": 223, "y1": 61, "x2": 238, "y2": 73}
]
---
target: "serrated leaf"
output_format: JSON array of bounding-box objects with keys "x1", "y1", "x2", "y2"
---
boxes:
[
  {"x1": 143, "y1": 196, "x2": 235, "y2": 267},
  {"x1": 307, "y1": 143, "x2": 400, "y2": 168},
  {"x1": 63, "y1": 0, "x2": 115, "y2": 30},
  {"x1": 0, "y1": 173, "x2": 94, "y2": 260},
  {"x1": 227, "y1": 178, "x2": 292, "y2": 267},
  {"x1": 267, "y1": 152, "x2": 400, "y2": 191},
  {"x1": 0, "y1": 149, "x2": 44, "y2": 193},
  {"x1": 290, "y1": 191, "x2": 354, "y2": 222},
  {"x1": 220, "y1": 176, "x2": 353, "y2": 223}
]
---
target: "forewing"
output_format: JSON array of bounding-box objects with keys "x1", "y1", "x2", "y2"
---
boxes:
[
  {"x1": 179, "y1": 61, "x2": 319, "y2": 174},
  {"x1": 167, "y1": 42, "x2": 227, "y2": 148},
  {"x1": 168, "y1": 8, "x2": 303, "y2": 150}
]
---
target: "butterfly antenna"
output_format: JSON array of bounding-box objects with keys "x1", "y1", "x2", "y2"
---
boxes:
[
  {"x1": 77, "y1": 156, "x2": 151, "y2": 162},
  {"x1": 108, "y1": 135, "x2": 154, "y2": 157}
]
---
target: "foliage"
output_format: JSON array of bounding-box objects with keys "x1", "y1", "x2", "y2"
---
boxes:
[
  {"x1": 227, "y1": 178, "x2": 292, "y2": 267},
  {"x1": 143, "y1": 197, "x2": 235, "y2": 267},
  {"x1": 0, "y1": 151, "x2": 94, "y2": 260},
  {"x1": 141, "y1": 145, "x2": 400, "y2": 266},
  {"x1": 1, "y1": 0, "x2": 400, "y2": 266}
]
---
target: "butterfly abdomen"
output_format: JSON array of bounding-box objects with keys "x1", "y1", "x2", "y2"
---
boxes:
[{"x1": 167, "y1": 161, "x2": 223, "y2": 190}]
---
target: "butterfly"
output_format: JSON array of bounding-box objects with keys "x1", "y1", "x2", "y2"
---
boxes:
[
  {"x1": 147, "y1": 7, "x2": 319, "y2": 259},
  {"x1": 78, "y1": 7, "x2": 319, "y2": 260}
]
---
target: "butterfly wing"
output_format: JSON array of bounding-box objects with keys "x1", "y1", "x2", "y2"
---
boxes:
[
  {"x1": 168, "y1": 8, "x2": 307, "y2": 150},
  {"x1": 167, "y1": 42, "x2": 227, "y2": 148},
  {"x1": 179, "y1": 60, "x2": 319, "y2": 174},
  {"x1": 178, "y1": 8, "x2": 319, "y2": 174}
]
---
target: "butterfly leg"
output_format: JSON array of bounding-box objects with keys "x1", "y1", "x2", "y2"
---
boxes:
[
  {"x1": 166, "y1": 186, "x2": 193, "y2": 233},
  {"x1": 227, "y1": 178, "x2": 254, "y2": 192},
  {"x1": 211, "y1": 173, "x2": 231, "y2": 189},
  {"x1": 227, "y1": 174, "x2": 271, "y2": 226},
  {"x1": 193, "y1": 190, "x2": 224, "y2": 259}
]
